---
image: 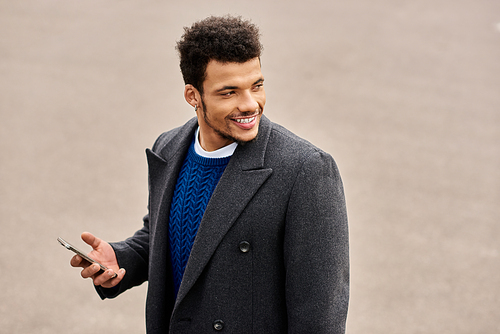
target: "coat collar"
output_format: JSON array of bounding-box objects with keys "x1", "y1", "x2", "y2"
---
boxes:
[{"x1": 155, "y1": 117, "x2": 198, "y2": 163}]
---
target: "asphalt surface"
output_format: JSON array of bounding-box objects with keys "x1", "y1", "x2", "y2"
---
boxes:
[{"x1": 1, "y1": 1, "x2": 499, "y2": 333}]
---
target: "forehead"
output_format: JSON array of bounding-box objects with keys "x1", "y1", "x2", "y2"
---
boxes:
[{"x1": 203, "y1": 58, "x2": 263, "y2": 92}]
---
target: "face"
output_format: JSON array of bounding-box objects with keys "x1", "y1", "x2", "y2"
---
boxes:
[{"x1": 193, "y1": 57, "x2": 266, "y2": 151}]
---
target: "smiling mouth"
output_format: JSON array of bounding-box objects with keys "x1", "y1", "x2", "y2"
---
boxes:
[
  {"x1": 231, "y1": 108, "x2": 262, "y2": 124},
  {"x1": 235, "y1": 116, "x2": 257, "y2": 124}
]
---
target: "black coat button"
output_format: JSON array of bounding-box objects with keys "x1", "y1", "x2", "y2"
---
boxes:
[
  {"x1": 239, "y1": 241, "x2": 251, "y2": 253},
  {"x1": 213, "y1": 319, "x2": 224, "y2": 331}
]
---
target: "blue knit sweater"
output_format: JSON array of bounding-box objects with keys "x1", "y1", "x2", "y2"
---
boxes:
[{"x1": 168, "y1": 139, "x2": 231, "y2": 295}]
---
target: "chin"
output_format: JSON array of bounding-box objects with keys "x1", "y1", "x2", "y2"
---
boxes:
[
  {"x1": 235, "y1": 127, "x2": 260, "y2": 143},
  {"x1": 235, "y1": 136, "x2": 257, "y2": 146}
]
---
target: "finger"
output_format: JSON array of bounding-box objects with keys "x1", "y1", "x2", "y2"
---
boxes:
[
  {"x1": 81, "y1": 263, "x2": 101, "y2": 279},
  {"x1": 70, "y1": 254, "x2": 83, "y2": 268},
  {"x1": 102, "y1": 268, "x2": 126, "y2": 288},
  {"x1": 81, "y1": 232, "x2": 101, "y2": 251},
  {"x1": 92, "y1": 268, "x2": 115, "y2": 286},
  {"x1": 95, "y1": 268, "x2": 126, "y2": 288},
  {"x1": 70, "y1": 254, "x2": 91, "y2": 268}
]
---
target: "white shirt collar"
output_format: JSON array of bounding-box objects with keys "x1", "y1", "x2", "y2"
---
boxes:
[{"x1": 194, "y1": 127, "x2": 238, "y2": 158}]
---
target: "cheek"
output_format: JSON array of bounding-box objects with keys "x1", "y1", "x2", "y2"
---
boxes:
[
  {"x1": 210, "y1": 106, "x2": 233, "y2": 123},
  {"x1": 202, "y1": 99, "x2": 228, "y2": 119},
  {"x1": 258, "y1": 91, "x2": 266, "y2": 107}
]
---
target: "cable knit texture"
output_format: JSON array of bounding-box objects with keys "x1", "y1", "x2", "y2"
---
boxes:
[{"x1": 169, "y1": 140, "x2": 231, "y2": 295}]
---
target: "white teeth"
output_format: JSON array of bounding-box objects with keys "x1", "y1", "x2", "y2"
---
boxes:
[{"x1": 235, "y1": 116, "x2": 255, "y2": 124}]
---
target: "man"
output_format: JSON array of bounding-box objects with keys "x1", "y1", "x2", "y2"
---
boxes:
[{"x1": 70, "y1": 15, "x2": 349, "y2": 333}]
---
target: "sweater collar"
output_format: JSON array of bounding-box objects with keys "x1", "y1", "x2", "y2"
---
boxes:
[{"x1": 194, "y1": 127, "x2": 238, "y2": 158}]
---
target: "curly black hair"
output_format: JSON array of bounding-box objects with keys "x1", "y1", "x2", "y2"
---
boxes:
[{"x1": 176, "y1": 15, "x2": 263, "y2": 94}]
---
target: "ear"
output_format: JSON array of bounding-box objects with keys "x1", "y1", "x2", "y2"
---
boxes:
[{"x1": 184, "y1": 84, "x2": 201, "y2": 109}]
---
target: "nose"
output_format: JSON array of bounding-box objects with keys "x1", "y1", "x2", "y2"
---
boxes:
[{"x1": 237, "y1": 91, "x2": 260, "y2": 113}]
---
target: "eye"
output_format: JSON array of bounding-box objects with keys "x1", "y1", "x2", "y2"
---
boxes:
[{"x1": 221, "y1": 91, "x2": 235, "y2": 97}]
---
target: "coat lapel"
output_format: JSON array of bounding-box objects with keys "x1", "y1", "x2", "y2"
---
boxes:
[{"x1": 175, "y1": 116, "x2": 274, "y2": 306}]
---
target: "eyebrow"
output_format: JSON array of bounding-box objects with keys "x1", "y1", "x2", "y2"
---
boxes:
[{"x1": 215, "y1": 78, "x2": 264, "y2": 93}]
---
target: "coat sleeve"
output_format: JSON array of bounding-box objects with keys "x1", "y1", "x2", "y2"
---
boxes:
[{"x1": 284, "y1": 150, "x2": 349, "y2": 333}]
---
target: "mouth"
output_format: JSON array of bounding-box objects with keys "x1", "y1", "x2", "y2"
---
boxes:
[
  {"x1": 234, "y1": 116, "x2": 257, "y2": 124},
  {"x1": 230, "y1": 109, "x2": 262, "y2": 129}
]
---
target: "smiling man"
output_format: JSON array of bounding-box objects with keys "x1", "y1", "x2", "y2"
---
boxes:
[{"x1": 69, "y1": 16, "x2": 349, "y2": 333}]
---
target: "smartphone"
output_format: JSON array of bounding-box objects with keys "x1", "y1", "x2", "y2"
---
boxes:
[{"x1": 57, "y1": 237, "x2": 116, "y2": 277}]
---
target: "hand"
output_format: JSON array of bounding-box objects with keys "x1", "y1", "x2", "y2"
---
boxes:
[{"x1": 70, "y1": 232, "x2": 126, "y2": 288}]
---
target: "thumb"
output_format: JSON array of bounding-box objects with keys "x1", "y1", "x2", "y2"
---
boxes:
[{"x1": 81, "y1": 231, "x2": 100, "y2": 250}]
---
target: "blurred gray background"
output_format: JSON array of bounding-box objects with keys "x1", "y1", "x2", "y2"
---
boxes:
[{"x1": 1, "y1": 0, "x2": 499, "y2": 333}]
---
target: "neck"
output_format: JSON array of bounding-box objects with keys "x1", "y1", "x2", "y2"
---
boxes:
[
  {"x1": 195, "y1": 127, "x2": 237, "y2": 158},
  {"x1": 198, "y1": 129, "x2": 234, "y2": 152}
]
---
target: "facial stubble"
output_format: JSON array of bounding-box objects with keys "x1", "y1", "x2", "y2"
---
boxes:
[{"x1": 200, "y1": 97, "x2": 259, "y2": 146}]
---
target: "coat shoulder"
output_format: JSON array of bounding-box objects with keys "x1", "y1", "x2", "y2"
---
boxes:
[{"x1": 266, "y1": 121, "x2": 333, "y2": 165}]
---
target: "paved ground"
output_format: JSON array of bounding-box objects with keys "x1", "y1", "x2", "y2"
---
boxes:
[{"x1": 1, "y1": 1, "x2": 499, "y2": 333}]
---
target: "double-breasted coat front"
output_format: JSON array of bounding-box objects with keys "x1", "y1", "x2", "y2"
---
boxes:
[{"x1": 98, "y1": 116, "x2": 349, "y2": 333}]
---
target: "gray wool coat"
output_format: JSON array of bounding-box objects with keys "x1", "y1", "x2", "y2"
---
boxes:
[{"x1": 97, "y1": 115, "x2": 349, "y2": 333}]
